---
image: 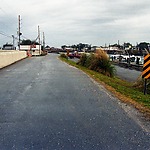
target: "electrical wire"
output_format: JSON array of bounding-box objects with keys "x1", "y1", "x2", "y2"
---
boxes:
[
  {"x1": 0, "y1": 4, "x2": 39, "y2": 45},
  {"x1": 0, "y1": 31, "x2": 12, "y2": 38}
]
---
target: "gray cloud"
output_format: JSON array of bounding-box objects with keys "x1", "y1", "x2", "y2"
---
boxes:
[{"x1": 0, "y1": 0, "x2": 150, "y2": 47}]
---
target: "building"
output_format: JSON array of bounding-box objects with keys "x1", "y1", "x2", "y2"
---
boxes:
[
  {"x1": 2, "y1": 44, "x2": 15, "y2": 50},
  {"x1": 20, "y1": 44, "x2": 42, "y2": 56}
]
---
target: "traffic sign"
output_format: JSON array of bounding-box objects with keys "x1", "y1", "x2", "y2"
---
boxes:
[{"x1": 142, "y1": 54, "x2": 150, "y2": 79}]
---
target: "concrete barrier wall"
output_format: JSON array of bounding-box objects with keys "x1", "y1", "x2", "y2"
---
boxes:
[{"x1": 0, "y1": 50, "x2": 27, "y2": 69}]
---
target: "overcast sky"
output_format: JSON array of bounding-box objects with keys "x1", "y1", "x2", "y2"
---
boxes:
[{"x1": 0, "y1": 0, "x2": 150, "y2": 48}]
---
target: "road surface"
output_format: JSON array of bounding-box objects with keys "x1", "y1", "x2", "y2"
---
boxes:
[
  {"x1": 115, "y1": 65, "x2": 142, "y2": 82},
  {"x1": 0, "y1": 54, "x2": 149, "y2": 150}
]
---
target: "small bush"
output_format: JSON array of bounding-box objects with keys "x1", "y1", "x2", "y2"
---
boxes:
[
  {"x1": 78, "y1": 49, "x2": 115, "y2": 77},
  {"x1": 60, "y1": 53, "x2": 68, "y2": 59},
  {"x1": 77, "y1": 53, "x2": 87, "y2": 66},
  {"x1": 85, "y1": 53, "x2": 95, "y2": 68}
]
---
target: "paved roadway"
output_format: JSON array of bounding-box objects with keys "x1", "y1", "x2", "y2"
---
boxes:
[
  {"x1": 115, "y1": 65, "x2": 142, "y2": 82},
  {"x1": 0, "y1": 54, "x2": 149, "y2": 150}
]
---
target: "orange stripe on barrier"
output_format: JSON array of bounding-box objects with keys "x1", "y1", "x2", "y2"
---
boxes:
[
  {"x1": 143, "y1": 60, "x2": 150, "y2": 68},
  {"x1": 145, "y1": 74, "x2": 150, "y2": 79},
  {"x1": 142, "y1": 54, "x2": 150, "y2": 79},
  {"x1": 142, "y1": 67, "x2": 150, "y2": 75},
  {"x1": 144, "y1": 54, "x2": 150, "y2": 60}
]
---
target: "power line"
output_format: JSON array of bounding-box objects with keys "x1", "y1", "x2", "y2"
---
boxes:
[
  {"x1": 1, "y1": 5, "x2": 41, "y2": 46},
  {"x1": 0, "y1": 4, "x2": 18, "y2": 39},
  {"x1": 0, "y1": 31, "x2": 19, "y2": 44},
  {"x1": 0, "y1": 31, "x2": 12, "y2": 38}
]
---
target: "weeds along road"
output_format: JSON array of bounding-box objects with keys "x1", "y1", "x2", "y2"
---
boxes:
[
  {"x1": 69, "y1": 57, "x2": 142, "y2": 82},
  {"x1": 0, "y1": 54, "x2": 149, "y2": 150}
]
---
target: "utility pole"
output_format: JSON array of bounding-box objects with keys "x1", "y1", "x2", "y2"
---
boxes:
[
  {"x1": 43, "y1": 32, "x2": 45, "y2": 50},
  {"x1": 12, "y1": 35, "x2": 15, "y2": 50},
  {"x1": 18, "y1": 15, "x2": 21, "y2": 50},
  {"x1": 38, "y1": 25, "x2": 41, "y2": 55},
  {"x1": 118, "y1": 40, "x2": 120, "y2": 46}
]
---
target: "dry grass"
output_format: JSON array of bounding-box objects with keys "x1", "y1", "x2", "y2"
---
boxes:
[
  {"x1": 95, "y1": 48, "x2": 109, "y2": 60},
  {"x1": 78, "y1": 49, "x2": 115, "y2": 77}
]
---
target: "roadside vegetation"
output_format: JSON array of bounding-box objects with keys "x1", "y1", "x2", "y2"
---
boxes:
[
  {"x1": 77, "y1": 49, "x2": 115, "y2": 77},
  {"x1": 59, "y1": 52, "x2": 150, "y2": 118}
]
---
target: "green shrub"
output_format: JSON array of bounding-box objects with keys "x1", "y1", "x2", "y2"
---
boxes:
[
  {"x1": 60, "y1": 53, "x2": 68, "y2": 59},
  {"x1": 89, "y1": 55, "x2": 115, "y2": 77},
  {"x1": 85, "y1": 53, "x2": 95, "y2": 68},
  {"x1": 77, "y1": 53, "x2": 87, "y2": 66},
  {"x1": 77, "y1": 49, "x2": 115, "y2": 77}
]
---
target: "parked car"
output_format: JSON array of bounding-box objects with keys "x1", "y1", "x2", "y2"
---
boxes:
[{"x1": 68, "y1": 53, "x2": 75, "y2": 59}]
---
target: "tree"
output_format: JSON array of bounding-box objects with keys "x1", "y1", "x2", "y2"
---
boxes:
[
  {"x1": 71, "y1": 45, "x2": 77, "y2": 51},
  {"x1": 137, "y1": 42, "x2": 149, "y2": 55},
  {"x1": 87, "y1": 44, "x2": 91, "y2": 51},
  {"x1": 61, "y1": 45, "x2": 67, "y2": 50},
  {"x1": 124, "y1": 42, "x2": 132, "y2": 49},
  {"x1": 20, "y1": 39, "x2": 32, "y2": 45},
  {"x1": 137, "y1": 42, "x2": 149, "y2": 50},
  {"x1": 20, "y1": 39, "x2": 39, "y2": 45},
  {"x1": 77, "y1": 43, "x2": 85, "y2": 51}
]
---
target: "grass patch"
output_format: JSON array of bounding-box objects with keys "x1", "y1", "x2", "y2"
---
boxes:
[{"x1": 59, "y1": 56, "x2": 150, "y2": 117}]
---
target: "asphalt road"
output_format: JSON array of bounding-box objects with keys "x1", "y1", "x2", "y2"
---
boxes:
[
  {"x1": 115, "y1": 65, "x2": 142, "y2": 82},
  {"x1": 0, "y1": 54, "x2": 149, "y2": 150}
]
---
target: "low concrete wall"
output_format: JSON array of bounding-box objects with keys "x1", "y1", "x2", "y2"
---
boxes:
[{"x1": 0, "y1": 50, "x2": 27, "y2": 69}]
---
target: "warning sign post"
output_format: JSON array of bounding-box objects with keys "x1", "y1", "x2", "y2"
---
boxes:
[{"x1": 142, "y1": 54, "x2": 150, "y2": 94}]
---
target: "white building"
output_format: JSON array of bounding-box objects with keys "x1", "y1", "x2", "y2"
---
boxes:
[{"x1": 20, "y1": 45, "x2": 42, "y2": 56}]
